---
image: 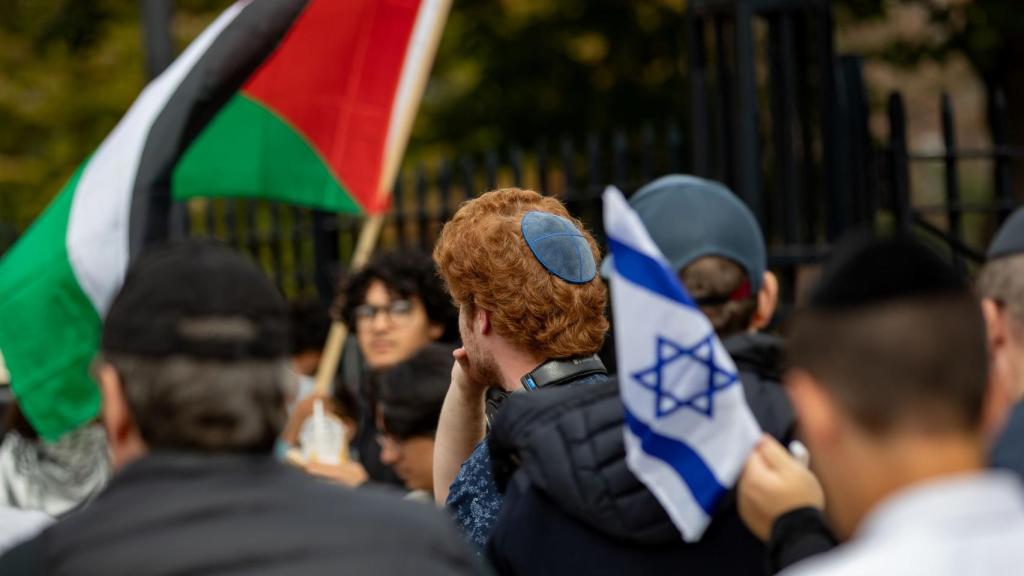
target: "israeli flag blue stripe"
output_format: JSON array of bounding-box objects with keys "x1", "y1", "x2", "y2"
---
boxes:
[
  {"x1": 608, "y1": 237, "x2": 697, "y2": 309},
  {"x1": 623, "y1": 408, "x2": 724, "y2": 515}
]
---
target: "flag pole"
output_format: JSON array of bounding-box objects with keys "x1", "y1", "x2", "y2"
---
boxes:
[
  {"x1": 311, "y1": 0, "x2": 453, "y2": 401},
  {"x1": 312, "y1": 215, "x2": 384, "y2": 397}
]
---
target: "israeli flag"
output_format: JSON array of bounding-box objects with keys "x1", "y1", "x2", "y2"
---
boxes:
[{"x1": 604, "y1": 186, "x2": 761, "y2": 542}]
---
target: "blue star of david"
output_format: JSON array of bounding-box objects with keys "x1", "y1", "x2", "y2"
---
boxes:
[{"x1": 631, "y1": 333, "x2": 739, "y2": 419}]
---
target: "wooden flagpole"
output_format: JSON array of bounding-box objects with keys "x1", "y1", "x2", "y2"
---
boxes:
[{"x1": 311, "y1": 0, "x2": 453, "y2": 399}]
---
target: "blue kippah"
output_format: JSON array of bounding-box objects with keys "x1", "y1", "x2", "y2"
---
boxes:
[{"x1": 521, "y1": 211, "x2": 597, "y2": 284}]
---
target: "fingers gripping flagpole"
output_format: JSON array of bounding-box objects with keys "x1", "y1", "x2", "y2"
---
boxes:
[{"x1": 312, "y1": 0, "x2": 453, "y2": 400}]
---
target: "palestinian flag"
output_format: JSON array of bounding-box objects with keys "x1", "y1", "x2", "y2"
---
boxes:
[{"x1": 0, "y1": 0, "x2": 451, "y2": 440}]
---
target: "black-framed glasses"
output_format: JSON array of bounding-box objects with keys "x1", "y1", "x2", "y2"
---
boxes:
[{"x1": 354, "y1": 299, "x2": 414, "y2": 326}]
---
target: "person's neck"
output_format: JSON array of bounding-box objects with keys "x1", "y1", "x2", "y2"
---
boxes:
[
  {"x1": 492, "y1": 346, "x2": 545, "y2": 393},
  {"x1": 848, "y1": 432, "x2": 985, "y2": 536}
]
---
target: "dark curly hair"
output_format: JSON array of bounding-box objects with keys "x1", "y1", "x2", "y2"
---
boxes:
[
  {"x1": 335, "y1": 251, "x2": 458, "y2": 343},
  {"x1": 377, "y1": 343, "x2": 455, "y2": 439}
]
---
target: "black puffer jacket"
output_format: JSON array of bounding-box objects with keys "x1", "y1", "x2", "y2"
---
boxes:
[
  {"x1": 487, "y1": 334, "x2": 794, "y2": 576},
  {"x1": 0, "y1": 452, "x2": 478, "y2": 576}
]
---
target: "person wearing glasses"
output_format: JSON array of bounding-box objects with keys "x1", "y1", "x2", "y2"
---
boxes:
[{"x1": 312, "y1": 251, "x2": 459, "y2": 487}]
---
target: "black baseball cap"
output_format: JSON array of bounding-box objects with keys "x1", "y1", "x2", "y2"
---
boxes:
[
  {"x1": 809, "y1": 232, "x2": 967, "y2": 311},
  {"x1": 102, "y1": 239, "x2": 288, "y2": 359}
]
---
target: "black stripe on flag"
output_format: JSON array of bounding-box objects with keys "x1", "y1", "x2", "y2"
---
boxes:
[{"x1": 128, "y1": 0, "x2": 312, "y2": 258}]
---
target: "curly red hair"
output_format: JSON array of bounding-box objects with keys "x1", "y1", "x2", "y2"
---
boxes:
[{"x1": 433, "y1": 188, "x2": 608, "y2": 358}]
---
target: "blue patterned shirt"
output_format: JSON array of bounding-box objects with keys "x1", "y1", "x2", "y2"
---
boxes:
[
  {"x1": 445, "y1": 440, "x2": 501, "y2": 550},
  {"x1": 445, "y1": 373, "x2": 608, "y2": 549}
]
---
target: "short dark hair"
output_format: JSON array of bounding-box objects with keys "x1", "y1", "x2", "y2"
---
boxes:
[
  {"x1": 104, "y1": 352, "x2": 288, "y2": 453},
  {"x1": 679, "y1": 256, "x2": 757, "y2": 338},
  {"x1": 376, "y1": 344, "x2": 454, "y2": 439},
  {"x1": 787, "y1": 293, "x2": 988, "y2": 435},
  {"x1": 977, "y1": 253, "x2": 1024, "y2": 332},
  {"x1": 335, "y1": 251, "x2": 458, "y2": 342},
  {"x1": 288, "y1": 298, "x2": 330, "y2": 355}
]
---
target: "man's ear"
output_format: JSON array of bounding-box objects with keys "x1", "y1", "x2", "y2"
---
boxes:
[
  {"x1": 750, "y1": 271, "x2": 779, "y2": 331},
  {"x1": 980, "y1": 298, "x2": 1016, "y2": 434},
  {"x1": 98, "y1": 362, "x2": 146, "y2": 470},
  {"x1": 98, "y1": 363, "x2": 130, "y2": 444},
  {"x1": 476, "y1": 307, "x2": 491, "y2": 336},
  {"x1": 785, "y1": 368, "x2": 839, "y2": 450},
  {"x1": 982, "y1": 298, "x2": 1008, "y2": 356}
]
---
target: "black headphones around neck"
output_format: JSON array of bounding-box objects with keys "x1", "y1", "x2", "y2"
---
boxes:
[{"x1": 484, "y1": 354, "x2": 607, "y2": 428}]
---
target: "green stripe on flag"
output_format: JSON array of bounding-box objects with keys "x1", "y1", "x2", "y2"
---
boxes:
[
  {"x1": 172, "y1": 94, "x2": 363, "y2": 214},
  {"x1": 0, "y1": 164, "x2": 102, "y2": 441}
]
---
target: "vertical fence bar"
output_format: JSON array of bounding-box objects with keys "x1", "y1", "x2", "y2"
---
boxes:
[
  {"x1": 888, "y1": 93, "x2": 912, "y2": 232},
  {"x1": 713, "y1": 14, "x2": 734, "y2": 186},
  {"x1": 436, "y1": 157, "x2": 452, "y2": 246},
  {"x1": 485, "y1": 150, "x2": 499, "y2": 190},
  {"x1": 992, "y1": 89, "x2": 1014, "y2": 224},
  {"x1": 667, "y1": 122, "x2": 683, "y2": 174},
  {"x1": 689, "y1": 10, "x2": 711, "y2": 177},
  {"x1": 794, "y1": 15, "x2": 818, "y2": 245},
  {"x1": 734, "y1": 2, "x2": 763, "y2": 227},
  {"x1": 537, "y1": 140, "x2": 550, "y2": 194},
  {"x1": 560, "y1": 136, "x2": 576, "y2": 199},
  {"x1": 819, "y1": 1, "x2": 842, "y2": 241},
  {"x1": 613, "y1": 129, "x2": 628, "y2": 189},
  {"x1": 941, "y1": 92, "x2": 964, "y2": 270},
  {"x1": 312, "y1": 210, "x2": 339, "y2": 305},
  {"x1": 460, "y1": 155, "x2": 476, "y2": 203},
  {"x1": 640, "y1": 124, "x2": 656, "y2": 182},
  {"x1": 205, "y1": 199, "x2": 217, "y2": 238},
  {"x1": 290, "y1": 205, "x2": 306, "y2": 295},
  {"x1": 415, "y1": 165, "x2": 429, "y2": 248},
  {"x1": 586, "y1": 133, "x2": 602, "y2": 200},
  {"x1": 510, "y1": 147, "x2": 524, "y2": 186},
  {"x1": 392, "y1": 172, "x2": 407, "y2": 248},
  {"x1": 223, "y1": 199, "x2": 237, "y2": 246},
  {"x1": 773, "y1": 13, "x2": 801, "y2": 245},
  {"x1": 261, "y1": 202, "x2": 279, "y2": 286}
]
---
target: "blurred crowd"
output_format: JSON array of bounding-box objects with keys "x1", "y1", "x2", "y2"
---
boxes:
[{"x1": 2, "y1": 175, "x2": 1024, "y2": 575}]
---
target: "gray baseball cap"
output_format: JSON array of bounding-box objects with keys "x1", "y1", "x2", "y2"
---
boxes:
[
  {"x1": 603, "y1": 174, "x2": 766, "y2": 292},
  {"x1": 987, "y1": 207, "x2": 1024, "y2": 261}
]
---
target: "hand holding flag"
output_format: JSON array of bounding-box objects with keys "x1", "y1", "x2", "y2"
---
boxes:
[{"x1": 603, "y1": 185, "x2": 761, "y2": 542}]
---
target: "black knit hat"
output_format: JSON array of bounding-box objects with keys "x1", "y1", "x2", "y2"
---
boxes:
[
  {"x1": 810, "y1": 232, "x2": 968, "y2": 311},
  {"x1": 102, "y1": 239, "x2": 288, "y2": 359}
]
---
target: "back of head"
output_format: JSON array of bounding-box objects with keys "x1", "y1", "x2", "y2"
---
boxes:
[
  {"x1": 434, "y1": 188, "x2": 608, "y2": 358},
  {"x1": 788, "y1": 233, "x2": 986, "y2": 436},
  {"x1": 626, "y1": 175, "x2": 766, "y2": 337},
  {"x1": 630, "y1": 175, "x2": 766, "y2": 288},
  {"x1": 979, "y1": 207, "x2": 1024, "y2": 332},
  {"x1": 377, "y1": 343, "x2": 454, "y2": 438},
  {"x1": 101, "y1": 239, "x2": 289, "y2": 453}
]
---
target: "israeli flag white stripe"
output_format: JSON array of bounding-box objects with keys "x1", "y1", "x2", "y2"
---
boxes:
[{"x1": 604, "y1": 186, "x2": 761, "y2": 542}]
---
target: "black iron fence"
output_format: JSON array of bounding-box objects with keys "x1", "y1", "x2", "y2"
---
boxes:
[
  {"x1": 176, "y1": 82, "x2": 1021, "y2": 309},
  {"x1": 885, "y1": 89, "x2": 1022, "y2": 271}
]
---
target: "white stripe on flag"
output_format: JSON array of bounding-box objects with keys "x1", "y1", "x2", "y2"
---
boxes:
[{"x1": 66, "y1": 2, "x2": 246, "y2": 316}]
